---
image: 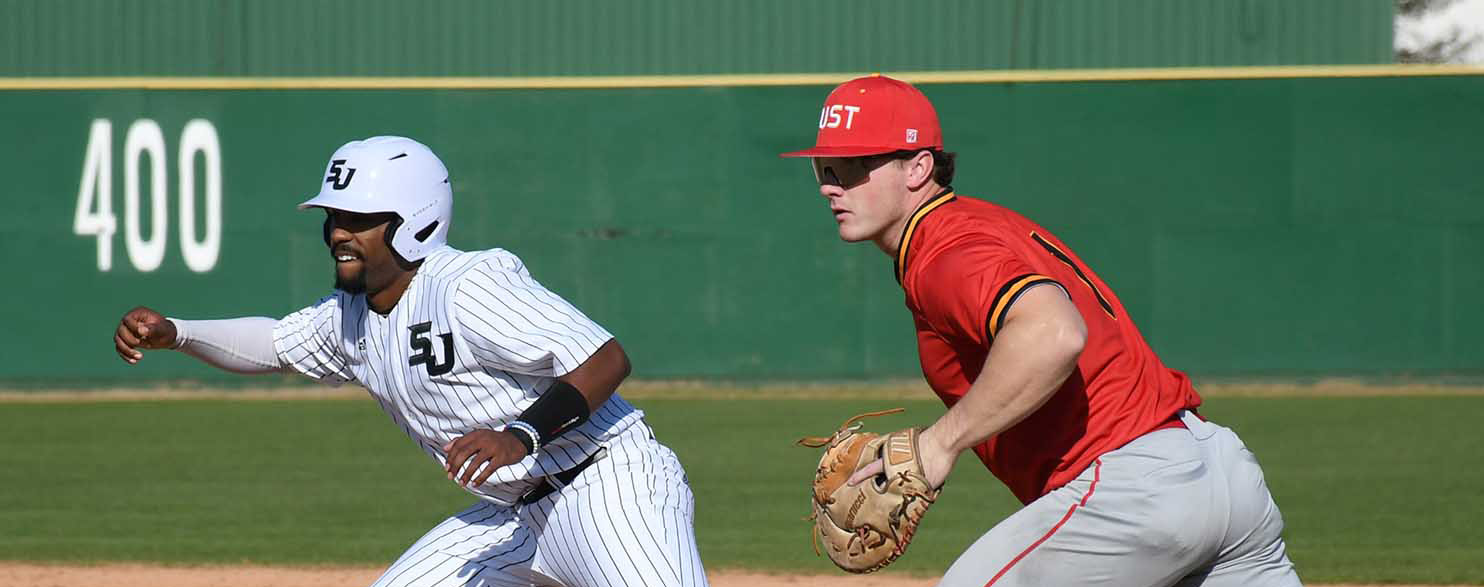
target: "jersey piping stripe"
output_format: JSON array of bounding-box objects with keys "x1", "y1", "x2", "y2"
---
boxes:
[
  {"x1": 1030, "y1": 231, "x2": 1116, "y2": 319},
  {"x1": 985, "y1": 274, "x2": 1060, "y2": 339},
  {"x1": 894, "y1": 189, "x2": 957, "y2": 284},
  {"x1": 984, "y1": 459, "x2": 1103, "y2": 587}
]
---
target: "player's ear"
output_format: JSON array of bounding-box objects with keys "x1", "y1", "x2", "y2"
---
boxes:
[{"x1": 904, "y1": 150, "x2": 935, "y2": 191}]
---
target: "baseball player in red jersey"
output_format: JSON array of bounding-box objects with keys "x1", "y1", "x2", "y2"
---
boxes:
[{"x1": 782, "y1": 75, "x2": 1302, "y2": 586}]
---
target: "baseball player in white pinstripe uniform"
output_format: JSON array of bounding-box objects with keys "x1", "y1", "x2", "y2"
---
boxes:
[{"x1": 112, "y1": 136, "x2": 709, "y2": 587}]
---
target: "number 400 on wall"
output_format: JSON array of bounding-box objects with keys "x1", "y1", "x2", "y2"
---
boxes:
[{"x1": 74, "y1": 118, "x2": 222, "y2": 273}]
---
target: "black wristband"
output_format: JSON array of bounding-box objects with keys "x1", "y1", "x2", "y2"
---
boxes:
[{"x1": 516, "y1": 380, "x2": 591, "y2": 447}]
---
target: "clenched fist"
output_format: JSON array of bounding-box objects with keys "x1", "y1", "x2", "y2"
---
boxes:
[{"x1": 114, "y1": 306, "x2": 178, "y2": 364}]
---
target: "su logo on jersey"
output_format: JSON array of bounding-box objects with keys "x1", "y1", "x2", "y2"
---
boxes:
[{"x1": 407, "y1": 321, "x2": 454, "y2": 376}]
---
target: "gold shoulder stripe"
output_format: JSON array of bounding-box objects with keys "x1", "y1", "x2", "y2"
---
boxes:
[
  {"x1": 987, "y1": 274, "x2": 1060, "y2": 338},
  {"x1": 894, "y1": 191, "x2": 957, "y2": 284}
]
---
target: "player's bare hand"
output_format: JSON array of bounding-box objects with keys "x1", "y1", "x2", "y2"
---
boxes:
[
  {"x1": 114, "y1": 306, "x2": 178, "y2": 364},
  {"x1": 848, "y1": 429, "x2": 956, "y2": 489},
  {"x1": 847, "y1": 457, "x2": 887, "y2": 487},
  {"x1": 443, "y1": 429, "x2": 530, "y2": 488},
  {"x1": 914, "y1": 427, "x2": 957, "y2": 489}
]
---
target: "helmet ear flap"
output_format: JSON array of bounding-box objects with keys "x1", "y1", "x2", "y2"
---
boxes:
[{"x1": 384, "y1": 215, "x2": 410, "y2": 266}]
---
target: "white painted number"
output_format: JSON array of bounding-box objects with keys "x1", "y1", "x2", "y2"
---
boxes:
[
  {"x1": 74, "y1": 120, "x2": 116, "y2": 271},
  {"x1": 124, "y1": 119, "x2": 168, "y2": 272},
  {"x1": 177, "y1": 120, "x2": 222, "y2": 273},
  {"x1": 75, "y1": 118, "x2": 223, "y2": 273}
]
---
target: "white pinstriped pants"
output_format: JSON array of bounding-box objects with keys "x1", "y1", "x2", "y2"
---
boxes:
[{"x1": 371, "y1": 429, "x2": 708, "y2": 587}]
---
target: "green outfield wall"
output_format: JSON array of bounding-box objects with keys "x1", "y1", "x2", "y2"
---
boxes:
[
  {"x1": 2, "y1": 71, "x2": 1481, "y2": 385},
  {"x1": 2, "y1": 0, "x2": 1392, "y2": 76}
]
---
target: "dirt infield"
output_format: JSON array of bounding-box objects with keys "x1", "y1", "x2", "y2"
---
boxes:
[{"x1": 0, "y1": 564, "x2": 1453, "y2": 587}]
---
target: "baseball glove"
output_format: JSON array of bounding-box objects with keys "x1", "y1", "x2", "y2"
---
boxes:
[{"x1": 797, "y1": 408, "x2": 939, "y2": 574}]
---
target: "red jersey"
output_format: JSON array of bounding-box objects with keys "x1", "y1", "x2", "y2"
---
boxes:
[{"x1": 897, "y1": 191, "x2": 1202, "y2": 504}]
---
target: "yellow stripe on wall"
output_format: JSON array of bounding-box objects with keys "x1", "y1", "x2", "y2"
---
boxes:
[{"x1": 2, "y1": 65, "x2": 1482, "y2": 91}]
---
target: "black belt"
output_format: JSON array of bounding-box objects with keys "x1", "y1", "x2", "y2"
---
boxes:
[{"x1": 517, "y1": 448, "x2": 604, "y2": 505}]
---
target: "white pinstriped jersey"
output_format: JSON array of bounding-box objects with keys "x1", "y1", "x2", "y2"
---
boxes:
[{"x1": 272, "y1": 246, "x2": 646, "y2": 505}]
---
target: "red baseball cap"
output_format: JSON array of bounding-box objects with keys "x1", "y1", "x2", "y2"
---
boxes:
[{"x1": 779, "y1": 74, "x2": 943, "y2": 158}]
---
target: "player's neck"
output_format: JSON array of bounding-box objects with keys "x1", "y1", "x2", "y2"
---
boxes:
[
  {"x1": 874, "y1": 186, "x2": 942, "y2": 257},
  {"x1": 367, "y1": 269, "x2": 418, "y2": 315}
]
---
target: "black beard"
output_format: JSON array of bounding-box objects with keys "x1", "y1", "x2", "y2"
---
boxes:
[{"x1": 334, "y1": 271, "x2": 367, "y2": 295}]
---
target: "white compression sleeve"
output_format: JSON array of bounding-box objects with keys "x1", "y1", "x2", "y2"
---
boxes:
[{"x1": 167, "y1": 317, "x2": 287, "y2": 374}]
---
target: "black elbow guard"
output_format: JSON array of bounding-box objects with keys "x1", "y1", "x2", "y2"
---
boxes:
[{"x1": 509, "y1": 380, "x2": 591, "y2": 453}]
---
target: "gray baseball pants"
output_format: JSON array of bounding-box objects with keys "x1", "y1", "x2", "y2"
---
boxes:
[{"x1": 938, "y1": 410, "x2": 1301, "y2": 587}]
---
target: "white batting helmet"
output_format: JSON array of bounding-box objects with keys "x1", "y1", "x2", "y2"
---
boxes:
[{"x1": 298, "y1": 136, "x2": 453, "y2": 264}]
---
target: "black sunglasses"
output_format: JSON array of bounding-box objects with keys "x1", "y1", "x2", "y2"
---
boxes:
[{"x1": 810, "y1": 153, "x2": 911, "y2": 188}]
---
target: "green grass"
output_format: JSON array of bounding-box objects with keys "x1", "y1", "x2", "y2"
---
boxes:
[
  {"x1": 0, "y1": 395, "x2": 1481, "y2": 583},
  {"x1": 1196, "y1": 397, "x2": 1484, "y2": 585},
  {"x1": 0, "y1": 400, "x2": 470, "y2": 564}
]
